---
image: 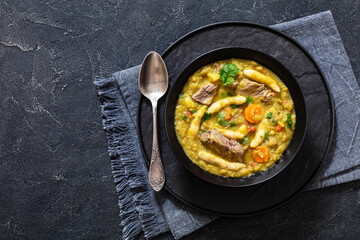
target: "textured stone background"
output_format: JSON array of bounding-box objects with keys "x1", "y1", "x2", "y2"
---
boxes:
[{"x1": 0, "y1": 0, "x2": 359, "y2": 239}]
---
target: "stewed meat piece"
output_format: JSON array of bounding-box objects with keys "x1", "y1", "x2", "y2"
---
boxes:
[
  {"x1": 200, "y1": 129, "x2": 244, "y2": 161},
  {"x1": 191, "y1": 84, "x2": 218, "y2": 105},
  {"x1": 235, "y1": 79, "x2": 274, "y2": 101}
]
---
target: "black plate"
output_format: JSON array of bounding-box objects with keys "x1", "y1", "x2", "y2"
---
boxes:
[
  {"x1": 137, "y1": 22, "x2": 334, "y2": 216},
  {"x1": 164, "y1": 47, "x2": 307, "y2": 187}
]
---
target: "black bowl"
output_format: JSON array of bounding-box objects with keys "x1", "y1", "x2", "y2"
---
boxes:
[{"x1": 165, "y1": 47, "x2": 307, "y2": 187}]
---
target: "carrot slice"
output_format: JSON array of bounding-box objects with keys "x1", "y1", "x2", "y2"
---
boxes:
[
  {"x1": 252, "y1": 146, "x2": 269, "y2": 163},
  {"x1": 224, "y1": 108, "x2": 232, "y2": 120},
  {"x1": 244, "y1": 104, "x2": 262, "y2": 123},
  {"x1": 275, "y1": 124, "x2": 284, "y2": 132}
]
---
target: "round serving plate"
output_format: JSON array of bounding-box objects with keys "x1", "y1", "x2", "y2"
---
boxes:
[{"x1": 137, "y1": 22, "x2": 334, "y2": 216}]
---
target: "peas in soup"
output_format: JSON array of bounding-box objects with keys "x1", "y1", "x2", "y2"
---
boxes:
[{"x1": 175, "y1": 59, "x2": 296, "y2": 178}]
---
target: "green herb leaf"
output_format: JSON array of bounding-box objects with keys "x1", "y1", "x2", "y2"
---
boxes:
[
  {"x1": 265, "y1": 132, "x2": 270, "y2": 140},
  {"x1": 221, "y1": 121, "x2": 230, "y2": 127},
  {"x1": 272, "y1": 120, "x2": 278, "y2": 125},
  {"x1": 219, "y1": 63, "x2": 239, "y2": 86},
  {"x1": 223, "y1": 63, "x2": 239, "y2": 76},
  {"x1": 201, "y1": 129, "x2": 206, "y2": 133},
  {"x1": 181, "y1": 114, "x2": 187, "y2": 120},
  {"x1": 202, "y1": 112, "x2": 212, "y2": 121},
  {"x1": 179, "y1": 93, "x2": 184, "y2": 98},
  {"x1": 245, "y1": 96, "x2": 254, "y2": 106},
  {"x1": 242, "y1": 136, "x2": 249, "y2": 144},
  {"x1": 216, "y1": 112, "x2": 229, "y2": 126},
  {"x1": 189, "y1": 110, "x2": 197, "y2": 114},
  {"x1": 216, "y1": 112, "x2": 226, "y2": 120},
  {"x1": 230, "y1": 104, "x2": 241, "y2": 108},
  {"x1": 221, "y1": 92, "x2": 227, "y2": 98},
  {"x1": 229, "y1": 122, "x2": 236, "y2": 127},
  {"x1": 286, "y1": 113, "x2": 293, "y2": 129},
  {"x1": 266, "y1": 112, "x2": 273, "y2": 119},
  {"x1": 225, "y1": 77, "x2": 235, "y2": 86}
]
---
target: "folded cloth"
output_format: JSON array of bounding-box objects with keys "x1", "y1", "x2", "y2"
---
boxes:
[
  {"x1": 272, "y1": 12, "x2": 360, "y2": 190},
  {"x1": 93, "y1": 10, "x2": 360, "y2": 240}
]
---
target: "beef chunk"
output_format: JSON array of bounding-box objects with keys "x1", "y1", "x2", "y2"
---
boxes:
[
  {"x1": 200, "y1": 129, "x2": 244, "y2": 161},
  {"x1": 235, "y1": 79, "x2": 274, "y2": 101},
  {"x1": 191, "y1": 84, "x2": 218, "y2": 105}
]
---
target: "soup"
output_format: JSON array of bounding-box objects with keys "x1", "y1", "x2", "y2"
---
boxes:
[{"x1": 174, "y1": 59, "x2": 296, "y2": 178}]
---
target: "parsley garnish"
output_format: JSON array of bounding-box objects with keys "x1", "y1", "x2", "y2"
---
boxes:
[
  {"x1": 242, "y1": 136, "x2": 249, "y2": 144},
  {"x1": 190, "y1": 110, "x2": 197, "y2": 114},
  {"x1": 221, "y1": 92, "x2": 227, "y2": 99},
  {"x1": 272, "y1": 120, "x2": 278, "y2": 125},
  {"x1": 229, "y1": 122, "x2": 236, "y2": 127},
  {"x1": 230, "y1": 104, "x2": 241, "y2": 108},
  {"x1": 265, "y1": 132, "x2": 270, "y2": 140},
  {"x1": 216, "y1": 112, "x2": 226, "y2": 120},
  {"x1": 179, "y1": 93, "x2": 184, "y2": 98},
  {"x1": 244, "y1": 96, "x2": 254, "y2": 106},
  {"x1": 181, "y1": 114, "x2": 187, "y2": 120},
  {"x1": 201, "y1": 129, "x2": 206, "y2": 133},
  {"x1": 266, "y1": 112, "x2": 273, "y2": 119},
  {"x1": 219, "y1": 63, "x2": 239, "y2": 86},
  {"x1": 216, "y1": 112, "x2": 229, "y2": 126},
  {"x1": 202, "y1": 112, "x2": 212, "y2": 121},
  {"x1": 286, "y1": 113, "x2": 293, "y2": 129}
]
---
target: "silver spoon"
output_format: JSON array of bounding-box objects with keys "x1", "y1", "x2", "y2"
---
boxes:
[{"x1": 138, "y1": 51, "x2": 168, "y2": 192}]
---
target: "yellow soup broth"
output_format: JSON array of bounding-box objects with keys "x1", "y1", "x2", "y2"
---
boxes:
[{"x1": 175, "y1": 59, "x2": 296, "y2": 178}]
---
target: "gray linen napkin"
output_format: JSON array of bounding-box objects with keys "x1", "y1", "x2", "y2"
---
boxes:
[{"x1": 94, "y1": 11, "x2": 360, "y2": 240}]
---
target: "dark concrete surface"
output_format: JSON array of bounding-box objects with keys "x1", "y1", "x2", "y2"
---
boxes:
[{"x1": 0, "y1": 0, "x2": 359, "y2": 239}]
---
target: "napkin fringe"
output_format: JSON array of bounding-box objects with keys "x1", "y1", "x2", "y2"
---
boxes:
[
  {"x1": 115, "y1": 166, "x2": 143, "y2": 240},
  {"x1": 94, "y1": 76, "x2": 169, "y2": 239},
  {"x1": 134, "y1": 191, "x2": 170, "y2": 239},
  {"x1": 95, "y1": 77, "x2": 144, "y2": 240}
]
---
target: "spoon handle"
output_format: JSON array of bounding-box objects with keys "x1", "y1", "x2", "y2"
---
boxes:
[{"x1": 148, "y1": 102, "x2": 165, "y2": 192}]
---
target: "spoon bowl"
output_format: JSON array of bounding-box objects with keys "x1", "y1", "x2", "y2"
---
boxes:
[
  {"x1": 139, "y1": 52, "x2": 168, "y2": 102},
  {"x1": 138, "y1": 51, "x2": 169, "y2": 191}
]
